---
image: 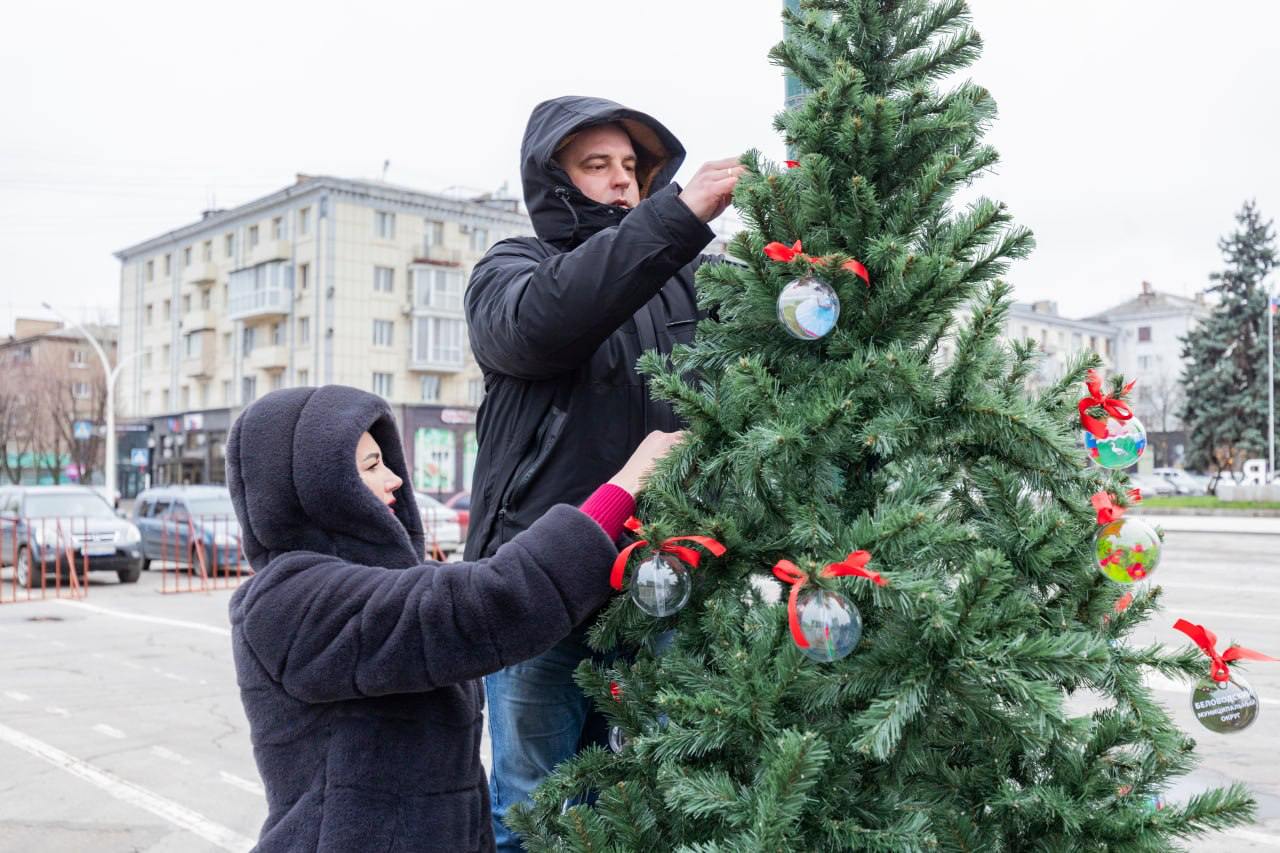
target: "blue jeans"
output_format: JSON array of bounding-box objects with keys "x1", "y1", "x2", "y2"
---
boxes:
[{"x1": 485, "y1": 631, "x2": 607, "y2": 852}]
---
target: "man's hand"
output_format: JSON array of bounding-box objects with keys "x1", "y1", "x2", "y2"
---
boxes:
[
  {"x1": 678, "y1": 158, "x2": 746, "y2": 223},
  {"x1": 608, "y1": 430, "x2": 686, "y2": 497}
]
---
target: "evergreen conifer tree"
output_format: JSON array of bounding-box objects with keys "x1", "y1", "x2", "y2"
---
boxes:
[
  {"x1": 511, "y1": 2, "x2": 1258, "y2": 848},
  {"x1": 1181, "y1": 200, "x2": 1278, "y2": 480}
]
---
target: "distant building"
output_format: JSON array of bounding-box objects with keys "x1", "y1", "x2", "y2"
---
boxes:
[
  {"x1": 1004, "y1": 300, "x2": 1116, "y2": 385},
  {"x1": 114, "y1": 174, "x2": 533, "y2": 495},
  {"x1": 1086, "y1": 281, "x2": 1209, "y2": 432}
]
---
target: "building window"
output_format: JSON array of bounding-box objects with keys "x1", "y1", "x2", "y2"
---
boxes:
[
  {"x1": 270, "y1": 373, "x2": 283, "y2": 392},
  {"x1": 413, "y1": 317, "x2": 465, "y2": 367},
  {"x1": 271, "y1": 217, "x2": 283, "y2": 240},
  {"x1": 425, "y1": 220, "x2": 444, "y2": 248},
  {"x1": 248, "y1": 225, "x2": 260, "y2": 249},
  {"x1": 146, "y1": 260, "x2": 154, "y2": 282},
  {"x1": 375, "y1": 210, "x2": 396, "y2": 240},
  {"x1": 182, "y1": 293, "x2": 192, "y2": 313},
  {"x1": 420, "y1": 375, "x2": 441, "y2": 402},
  {"x1": 297, "y1": 369, "x2": 309, "y2": 386},
  {"x1": 146, "y1": 304, "x2": 154, "y2": 325},
  {"x1": 271, "y1": 322, "x2": 284, "y2": 346},
  {"x1": 372, "y1": 319, "x2": 395, "y2": 347},
  {"x1": 162, "y1": 389, "x2": 170, "y2": 410},
  {"x1": 181, "y1": 386, "x2": 190, "y2": 409},
  {"x1": 222, "y1": 332, "x2": 232, "y2": 354},
  {"x1": 242, "y1": 326, "x2": 256, "y2": 356},
  {"x1": 72, "y1": 382, "x2": 91, "y2": 399},
  {"x1": 201, "y1": 288, "x2": 211, "y2": 309},
  {"x1": 468, "y1": 378, "x2": 485, "y2": 406},
  {"x1": 1138, "y1": 355, "x2": 1152, "y2": 370},
  {"x1": 298, "y1": 316, "x2": 310, "y2": 345},
  {"x1": 299, "y1": 262, "x2": 310, "y2": 291},
  {"x1": 184, "y1": 332, "x2": 202, "y2": 358},
  {"x1": 372, "y1": 372, "x2": 394, "y2": 398},
  {"x1": 223, "y1": 380, "x2": 233, "y2": 404},
  {"x1": 183, "y1": 246, "x2": 192, "y2": 267},
  {"x1": 299, "y1": 207, "x2": 311, "y2": 235},
  {"x1": 162, "y1": 343, "x2": 170, "y2": 362},
  {"x1": 1071, "y1": 333, "x2": 1082, "y2": 352},
  {"x1": 411, "y1": 267, "x2": 464, "y2": 312},
  {"x1": 144, "y1": 351, "x2": 153, "y2": 370},
  {"x1": 143, "y1": 390, "x2": 152, "y2": 411},
  {"x1": 470, "y1": 227, "x2": 489, "y2": 253},
  {"x1": 203, "y1": 240, "x2": 213, "y2": 261},
  {"x1": 163, "y1": 299, "x2": 171, "y2": 321},
  {"x1": 225, "y1": 233, "x2": 235, "y2": 257},
  {"x1": 1138, "y1": 326, "x2": 1152, "y2": 343},
  {"x1": 242, "y1": 376, "x2": 257, "y2": 404},
  {"x1": 70, "y1": 348, "x2": 86, "y2": 367},
  {"x1": 374, "y1": 266, "x2": 395, "y2": 293},
  {"x1": 163, "y1": 254, "x2": 172, "y2": 276}
]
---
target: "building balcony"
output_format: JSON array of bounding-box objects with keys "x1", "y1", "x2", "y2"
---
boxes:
[
  {"x1": 247, "y1": 345, "x2": 288, "y2": 372},
  {"x1": 182, "y1": 347, "x2": 216, "y2": 379},
  {"x1": 183, "y1": 261, "x2": 219, "y2": 286},
  {"x1": 408, "y1": 355, "x2": 465, "y2": 374},
  {"x1": 418, "y1": 245, "x2": 463, "y2": 266},
  {"x1": 250, "y1": 239, "x2": 292, "y2": 265},
  {"x1": 228, "y1": 287, "x2": 290, "y2": 321},
  {"x1": 180, "y1": 309, "x2": 217, "y2": 332}
]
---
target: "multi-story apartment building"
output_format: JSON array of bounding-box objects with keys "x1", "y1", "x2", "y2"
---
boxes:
[
  {"x1": 1003, "y1": 300, "x2": 1117, "y2": 384},
  {"x1": 114, "y1": 175, "x2": 533, "y2": 495},
  {"x1": 0, "y1": 319, "x2": 121, "y2": 486}
]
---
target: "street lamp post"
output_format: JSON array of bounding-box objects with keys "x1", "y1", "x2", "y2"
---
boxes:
[
  {"x1": 1269, "y1": 286, "x2": 1276, "y2": 481},
  {"x1": 41, "y1": 302, "x2": 145, "y2": 505}
]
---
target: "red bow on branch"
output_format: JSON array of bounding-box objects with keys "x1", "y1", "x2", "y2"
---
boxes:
[
  {"x1": 1173, "y1": 618, "x2": 1277, "y2": 683},
  {"x1": 1091, "y1": 489, "x2": 1142, "y2": 525},
  {"x1": 610, "y1": 517, "x2": 726, "y2": 591},
  {"x1": 771, "y1": 551, "x2": 886, "y2": 649},
  {"x1": 762, "y1": 239, "x2": 872, "y2": 286},
  {"x1": 1078, "y1": 370, "x2": 1136, "y2": 439},
  {"x1": 784, "y1": 160, "x2": 801, "y2": 169}
]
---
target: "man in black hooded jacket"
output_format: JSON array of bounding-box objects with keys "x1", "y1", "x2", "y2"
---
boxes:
[{"x1": 464, "y1": 95, "x2": 741, "y2": 849}]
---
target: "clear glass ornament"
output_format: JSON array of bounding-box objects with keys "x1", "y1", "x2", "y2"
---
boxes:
[
  {"x1": 1095, "y1": 517, "x2": 1162, "y2": 584},
  {"x1": 776, "y1": 276, "x2": 840, "y2": 340},
  {"x1": 630, "y1": 554, "x2": 691, "y2": 617},
  {"x1": 1084, "y1": 416, "x2": 1147, "y2": 469},
  {"x1": 1190, "y1": 672, "x2": 1261, "y2": 734},
  {"x1": 608, "y1": 725, "x2": 629, "y2": 753},
  {"x1": 795, "y1": 588, "x2": 863, "y2": 663}
]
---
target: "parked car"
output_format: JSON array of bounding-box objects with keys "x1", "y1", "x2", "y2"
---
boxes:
[
  {"x1": 444, "y1": 491, "x2": 470, "y2": 544},
  {"x1": 1151, "y1": 467, "x2": 1208, "y2": 495},
  {"x1": 0, "y1": 485, "x2": 144, "y2": 584},
  {"x1": 132, "y1": 485, "x2": 246, "y2": 574},
  {"x1": 1128, "y1": 472, "x2": 1177, "y2": 498},
  {"x1": 415, "y1": 492, "x2": 463, "y2": 557}
]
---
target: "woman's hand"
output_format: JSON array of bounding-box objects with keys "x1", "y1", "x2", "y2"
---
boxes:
[{"x1": 608, "y1": 431, "x2": 686, "y2": 497}]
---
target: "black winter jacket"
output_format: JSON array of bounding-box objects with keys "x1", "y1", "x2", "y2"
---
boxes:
[
  {"x1": 464, "y1": 96, "x2": 715, "y2": 561},
  {"x1": 226, "y1": 385, "x2": 618, "y2": 852}
]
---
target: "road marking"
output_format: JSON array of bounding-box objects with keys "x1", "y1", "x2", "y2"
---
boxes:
[
  {"x1": 1175, "y1": 608, "x2": 1280, "y2": 624},
  {"x1": 45, "y1": 706, "x2": 69, "y2": 718},
  {"x1": 92, "y1": 724, "x2": 126, "y2": 740},
  {"x1": 151, "y1": 746, "x2": 192, "y2": 766},
  {"x1": 4, "y1": 691, "x2": 31, "y2": 702},
  {"x1": 52, "y1": 599, "x2": 231, "y2": 637},
  {"x1": 219, "y1": 770, "x2": 265, "y2": 797},
  {"x1": 0, "y1": 721, "x2": 254, "y2": 852},
  {"x1": 1158, "y1": 580, "x2": 1280, "y2": 597},
  {"x1": 1223, "y1": 827, "x2": 1280, "y2": 848}
]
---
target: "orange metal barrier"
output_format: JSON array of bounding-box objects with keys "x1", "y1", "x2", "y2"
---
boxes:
[
  {"x1": 157, "y1": 514, "x2": 250, "y2": 595},
  {"x1": 1, "y1": 515, "x2": 90, "y2": 604}
]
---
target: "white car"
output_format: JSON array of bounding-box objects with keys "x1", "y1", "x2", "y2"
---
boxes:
[
  {"x1": 1128, "y1": 472, "x2": 1177, "y2": 498},
  {"x1": 415, "y1": 492, "x2": 462, "y2": 557},
  {"x1": 1152, "y1": 467, "x2": 1208, "y2": 495}
]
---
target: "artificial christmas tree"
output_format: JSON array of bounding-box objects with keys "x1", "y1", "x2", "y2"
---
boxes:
[{"x1": 510, "y1": 2, "x2": 1258, "y2": 849}]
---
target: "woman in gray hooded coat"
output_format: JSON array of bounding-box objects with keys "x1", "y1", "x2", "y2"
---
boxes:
[{"x1": 226, "y1": 384, "x2": 677, "y2": 851}]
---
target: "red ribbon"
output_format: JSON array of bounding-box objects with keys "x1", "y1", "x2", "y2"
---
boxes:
[
  {"x1": 1078, "y1": 370, "x2": 1136, "y2": 439},
  {"x1": 1114, "y1": 591, "x2": 1134, "y2": 613},
  {"x1": 609, "y1": 681, "x2": 621, "y2": 701},
  {"x1": 1092, "y1": 489, "x2": 1140, "y2": 524},
  {"x1": 784, "y1": 160, "x2": 801, "y2": 169},
  {"x1": 771, "y1": 551, "x2": 886, "y2": 649},
  {"x1": 1173, "y1": 619, "x2": 1277, "y2": 683},
  {"x1": 762, "y1": 240, "x2": 871, "y2": 287},
  {"x1": 610, "y1": 517, "x2": 726, "y2": 591}
]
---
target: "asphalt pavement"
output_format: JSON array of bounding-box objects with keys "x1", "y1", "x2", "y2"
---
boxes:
[{"x1": 0, "y1": 528, "x2": 1276, "y2": 852}]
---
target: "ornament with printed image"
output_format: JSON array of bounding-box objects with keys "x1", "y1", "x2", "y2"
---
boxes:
[
  {"x1": 762, "y1": 240, "x2": 871, "y2": 341},
  {"x1": 611, "y1": 517, "x2": 725, "y2": 618},
  {"x1": 1092, "y1": 490, "x2": 1162, "y2": 584},
  {"x1": 772, "y1": 550, "x2": 887, "y2": 663},
  {"x1": 606, "y1": 681, "x2": 628, "y2": 754},
  {"x1": 1079, "y1": 370, "x2": 1146, "y2": 469},
  {"x1": 1174, "y1": 619, "x2": 1277, "y2": 734}
]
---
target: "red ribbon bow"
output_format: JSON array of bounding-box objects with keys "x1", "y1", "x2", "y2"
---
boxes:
[
  {"x1": 1092, "y1": 489, "x2": 1141, "y2": 525},
  {"x1": 762, "y1": 239, "x2": 871, "y2": 286},
  {"x1": 1078, "y1": 370, "x2": 1136, "y2": 439},
  {"x1": 609, "y1": 681, "x2": 622, "y2": 701},
  {"x1": 1173, "y1": 619, "x2": 1277, "y2": 683},
  {"x1": 610, "y1": 517, "x2": 726, "y2": 591},
  {"x1": 784, "y1": 160, "x2": 801, "y2": 169},
  {"x1": 771, "y1": 551, "x2": 886, "y2": 649}
]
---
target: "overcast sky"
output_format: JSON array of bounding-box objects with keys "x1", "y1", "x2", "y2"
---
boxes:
[{"x1": 3, "y1": 1, "x2": 1278, "y2": 337}]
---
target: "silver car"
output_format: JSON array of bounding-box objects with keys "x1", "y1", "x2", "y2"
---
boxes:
[{"x1": 0, "y1": 485, "x2": 145, "y2": 584}]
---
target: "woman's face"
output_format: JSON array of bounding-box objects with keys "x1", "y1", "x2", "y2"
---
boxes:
[{"x1": 356, "y1": 431, "x2": 404, "y2": 511}]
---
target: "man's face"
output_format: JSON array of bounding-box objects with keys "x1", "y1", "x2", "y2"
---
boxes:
[{"x1": 556, "y1": 124, "x2": 641, "y2": 210}]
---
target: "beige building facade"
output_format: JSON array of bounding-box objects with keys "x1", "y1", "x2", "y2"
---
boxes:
[{"x1": 114, "y1": 175, "x2": 533, "y2": 493}]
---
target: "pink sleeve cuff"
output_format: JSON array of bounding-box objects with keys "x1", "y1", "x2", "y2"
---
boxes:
[{"x1": 578, "y1": 483, "x2": 636, "y2": 541}]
